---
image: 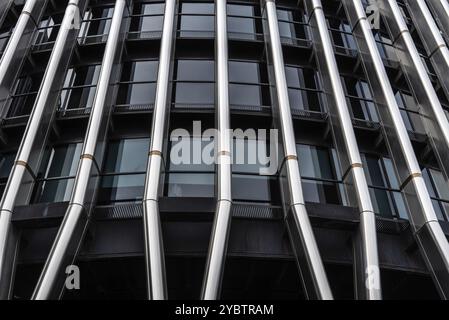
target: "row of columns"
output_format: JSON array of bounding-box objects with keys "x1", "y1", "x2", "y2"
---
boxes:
[{"x1": 0, "y1": 0, "x2": 448, "y2": 300}]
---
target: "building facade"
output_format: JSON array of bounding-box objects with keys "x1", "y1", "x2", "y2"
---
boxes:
[{"x1": 0, "y1": 0, "x2": 448, "y2": 300}]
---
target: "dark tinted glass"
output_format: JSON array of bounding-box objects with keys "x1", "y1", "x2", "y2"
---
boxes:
[
  {"x1": 175, "y1": 83, "x2": 214, "y2": 104},
  {"x1": 297, "y1": 145, "x2": 335, "y2": 180},
  {"x1": 0, "y1": 153, "x2": 15, "y2": 178},
  {"x1": 46, "y1": 143, "x2": 82, "y2": 178},
  {"x1": 229, "y1": 61, "x2": 259, "y2": 83},
  {"x1": 176, "y1": 60, "x2": 214, "y2": 81},
  {"x1": 104, "y1": 138, "x2": 149, "y2": 173},
  {"x1": 121, "y1": 61, "x2": 159, "y2": 82}
]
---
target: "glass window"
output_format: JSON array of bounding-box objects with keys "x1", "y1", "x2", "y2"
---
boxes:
[
  {"x1": 0, "y1": 152, "x2": 14, "y2": 198},
  {"x1": 229, "y1": 84, "x2": 262, "y2": 106},
  {"x1": 59, "y1": 64, "x2": 101, "y2": 111},
  {"x1": 228, "y1": 17, "x2": 255, "y2": 37},
  {"x1": 288, "y1": 88, "x2": 321, "y2": 112},
  {"x1": 422, "y1": 168, "x2": 449, "y2": 221},
  {"x1": 116, "y1": 61, "x2": 159, "y2": 108},
  {"x1": 277, "y1": 8, "x2": 308, "y2": 41},
  {"x1": 121, "y1": 61, "x2": 159, "y2": 83},
  {"x1": 174, "y1": 60, "x2": 215, "y2": 107},
  {"x1": 166, "y1": 173, "x2": 214, "y2": 197},
  {"x1": 34, "y1": 14, "x2": 63, "y2": 45},
  {"x1": 362, "y1": 154, "x2": 407, "y2": 218},
  {"x1": 179, "y1": 2, "x2": 215, "y2": 36},
  {"x1": 130, "y1": 3, "x2": 165, "y2": 34},
  {"x1": 229, "y1": 61, "x2": 259, "y2": 83},
  {"x1": 228, "y1": 61, "x2": 268, "y2": 108},
  {"x1": 79, "y1": 6, "x2": 114, "y2": 42},
  {"x1": 117, "y1": 83, "x2": 157, "y2": 106},
  {"x1": 100, "y1": 174, "x2": 146, "y2": 203},
  {"x1": 232, "y1": 138, "x2": 271, "y2": 174},
  {"x1": 232, "y1": 174, "x2": 279, "y2": 203},
  {"x1": 395, "y1": 90, "x2": 426, "y2": 134},
  {"x1": 7, "y1": 72, "x2": 44, "y2": 117},
  {"x1": 104, "y1": 138, "x2": 149, "y2": 173},
  {"x1": 174, "y1": 83, "x2": 214, "y2": 105},
  {"x1": 343, "y1": 78, "x2": 379, "y2": 122},
  {"x1": 327, "y1": 18, "x2": 357, "y2": 51},
  {"x1": 176, "y1": 60, "x2": 214, "y2": 81},
  {"x1": 98, "y1": 138, "x2": 150, "y2": 204},
  {"x1": 35, "y1": 143, "x2": 83, "y2": 203},
  {"x1": 0, "y1": 25, "x2": 13, "y2": 53},
  {"x1": 0, "y1": 153, "x2": 14, "y2": 179},
  {"x1": 166, "y1": 134, "x2": 215, "y2": 197},
  {"x1": 297, "y1": 144, "x2": 342, "y2": 205},
  {"x1": 227, "y1": 4, "x2": 259, "y2": 40},
  {"x1": 231, "y1": 136, "x2": 279, "y2": 204},
  {"x1": 181, "y1": 2, "x2": 214, "y2": 14},
  {"x1": 285, "y1": 66, "x2": 322, "y2": 112},
  {"x1": 63, "y1": 64, "x2": 102, "y2": 87}
]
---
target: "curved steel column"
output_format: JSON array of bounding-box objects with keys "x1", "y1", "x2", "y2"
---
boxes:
[
  {"x1": 405, "y1": 0, "x2": 449, "y2": 130},
  {"x1": 0, "y1": 0, "x2": 85, "y2": 299},
  {"x1": 379, "y1": 0, "x2": 449, "y2": 182},
  {"x1": 425, "y1": 0, "x2": 449, "y2": 43},
  {"x1": 32, "y1": 0, "x2": 127, "y2": 300},
  {"x1": 0, "y1": 0, "x2": 47, "y2": 116},
  {"x1": 305, "y1": 0, "x2": 380, "y2": 300},
  {"x1": 345, "y1": 0, "x2": 449, "y2": 299},
  {"x1": 264, "y1": 0, "x2": 332, "y2": 300},
  {"x1": 142, "y1": 0, "x2": 176, "y2": 300},
  {"x1": 201, "y1": 0, "x2": 232, "y2": 300}
]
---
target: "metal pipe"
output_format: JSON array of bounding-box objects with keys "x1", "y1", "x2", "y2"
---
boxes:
[
  {"x1": 425, "y1": 0, "x2": 449, "y2": 43},
  {"x1": 263, "y1": 0, "x2": 333, "y2": 300},
  {"x1": 345, "y1": 0, "x2": 449, "y2": 299},
  {"x1": 407, "y1": 0, "x2": 449, "y2": 182},
  {"x1": 304, "y1": 0, "x2": 381, "y2": 300},
  {"x1": 31, "y1": 0, "x2": 127, "y2": 300},
  {"x1": 142, "y1": 0, "x2": 176, "y2": 300},
  {"x1": 0, "y1": 0, "x2": 85, "y2": 299},
  {"x1": 201, "y1": 0, "x2": 232, "y2": 300},
  {"x1": 0, "y1": 0, "x2": 47, "y2": 114},
  {"x1": 379, "y1": 0, "x2": 449, "y2": 182}
]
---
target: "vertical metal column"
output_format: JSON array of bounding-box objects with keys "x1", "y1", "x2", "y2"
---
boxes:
[
  {"x1": 0, "y1": 0, "x2": 87, "y2": 299},
  {"x1": 405, "y1": 0, "x2": 449, "y2": 130},
  {"x1": 32, "y1": 0, "x2": 127, "y2": 300},
  {"x1": 345, "y1": 0, "x2": 449, "y2": 299},
  {"x1": 142, "y1": 0, "x2": 176, "y2": 300},
  {"x1": 304, "y1": 0, "x2": 381, "y2": 300},
  {"x1": 426, "y1": 0, "x2": 449, "y2": 43},
  {"x1": 263, "y1": 0, "x2": 333, "y2": 300},
  {"x1": 379, "y1": 0, "x2": 449, "y2": 187},
  {"x1": 0, "y1": 0, "x2": 47, "y2": 116},
  {"x1": 201, "y1": 0, "x2": 232, "y2": 300}
]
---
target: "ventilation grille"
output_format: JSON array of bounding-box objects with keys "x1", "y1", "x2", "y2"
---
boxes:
[
  {"x1": 232, "y1": 203, "x2": 282, "y2": 220},
  {"x1": 291, "y1": 109, "x2": 328, "y2": 120},
  {"x1": 127, "y1": 31, "x2": 162, "y2": 40},
  {"x1": 95, "y1": 203, "x2": 143, "y2": 220},
  {"x1": 230, "y1": 104, "x2": 271, "y2": 113},
  {"x1": 280, "y1": 37, "x2": 311, "y2": 48},
  {"x1": 376, "y1": 217, "x2": 410, "y2": 234},
  {"x1": 352, "y1": 118, "x2": 381, "y2": 130},
  {"x1": 114, "y1": 103, "x2": 154, "y2": 112}
]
